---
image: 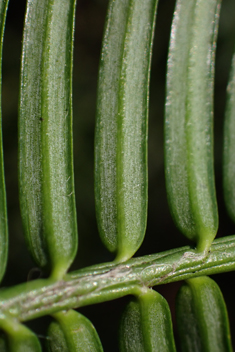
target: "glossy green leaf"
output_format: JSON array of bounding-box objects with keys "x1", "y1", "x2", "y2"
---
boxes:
[
  {"x1": 176, "y1": 276, "x2": 232, "y2": 352},
  {"x1": 47, "y1": 309, "x2": 103, "y2": 352},
  {"x1": 119, "y1": 289, "x2": 176, "y2": 352},
  {"x1": 223, "y1": 50, "x2": 235, "y2": 224},
  {"x1": 95, "y1": 0, "x2": 159, "y2": 262},
  {"x1": 0, "y1": 0, "x2": 9, "y2": 283},
  {"x1": 19, "y1": 0, "x2": 78, "y2": 279},
  {"x1": 165, "y1": 0, "x2": 220, "y2": 253}
]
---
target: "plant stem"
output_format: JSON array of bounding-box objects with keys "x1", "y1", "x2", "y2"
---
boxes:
[{"x1": 0, "y1": 235, "x2": 235, "y2": 323}]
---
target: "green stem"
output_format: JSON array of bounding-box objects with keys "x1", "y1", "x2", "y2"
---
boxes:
[{"x1": 0, "y1": 235, "x2": 235, "y2": 323}]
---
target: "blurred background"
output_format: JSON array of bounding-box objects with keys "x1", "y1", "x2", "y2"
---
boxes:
[{"x1": 1, "y1": 0, "x2": 235, "y2": 350}]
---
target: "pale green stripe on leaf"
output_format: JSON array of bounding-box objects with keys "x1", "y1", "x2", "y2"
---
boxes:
[
  {"x1": 186, "y1": 0, "x2": 220, "y2": 251},
  {"x1": 41, "y1": 0, "x2": 78, "y2": 279},
  {"x1": 165, "y1": 0, "x2": 196, "y2": 240},
  {"x1": 95, "y1": 0, "x2": 158, "y2": 262},
  {"x1": 19, "y1": 0, "x2": 78, "y2": 279},
  {"x1": 95, "y1": 0, "x2": 130, "y2": 257},
  {"x1": 19, "y1": 0, "x2": 49, "y2": 270},
  {"x1": 165, "y1": 0, "x2": 220, "y2": 253}
]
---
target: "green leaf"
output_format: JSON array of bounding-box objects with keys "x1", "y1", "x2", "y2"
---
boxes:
[
  {"x1": 95, "y1": 0, "x2": 159, "y2": 262},
  {"x1": 1, "y1": 319, "x2": 42, "y2": 352},
  {"x1": 119, "y1": 288, "x2": 176, "y2": 352},
  {"x1": 0, "y1": 0, "x2": 9, "y2": 283},
  {"x1": 176, "y1": 276, "x2": 232, "y2": 352},
  {"x1": 165, "y1": 0, "x2": 220, "y2": 253},
  {"x1": 47, "y1": 310, "x2": 103, "y2": 352},
  {"x1": 223, "y1": 50, "x2": 235, "y2": 224},
  {"x1": 19, "y1": 0, "x2": 78, "y2": 279}
]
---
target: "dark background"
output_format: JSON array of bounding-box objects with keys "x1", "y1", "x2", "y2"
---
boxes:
[{"x1": 1, "y1": 0, "x2": 235, "y2": 350}]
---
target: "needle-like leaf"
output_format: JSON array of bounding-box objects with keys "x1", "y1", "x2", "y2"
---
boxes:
[
  {"x1": 95, "y1": 0, "x2": 159, "y2": 262},
  {"x1": 19, "y1": 0, "x2": 78, "y2": 279},
  {"x1": 165, "y1": 0, "x2": 220, "y2": 253}
]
